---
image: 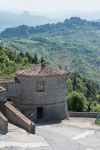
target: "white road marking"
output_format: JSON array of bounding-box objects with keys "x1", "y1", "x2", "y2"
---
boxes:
[
  {"x1": 0, "y1": 141, "x2": 49, "y2": 148},
  {"x1": 72, "y1": 130, "x2": 95, "y2": 140}
]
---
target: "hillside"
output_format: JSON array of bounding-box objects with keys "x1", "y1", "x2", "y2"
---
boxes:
[
  {"x1": 0, "y1": 17, "x2": 100, "y2": 84},
  {"x1": 0, "y1": 17, "x2": 100, "y2": 38},
  {"x1": 0, "y1": 11, "x2": 56, "y2": 32},
  {"x1": 0, "y1": 46, "x2": 36, "y2": 77}
]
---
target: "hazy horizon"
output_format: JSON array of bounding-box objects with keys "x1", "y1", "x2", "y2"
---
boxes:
[{"x1": 0, "y1": 0, "x2": 100, "y2": 21}]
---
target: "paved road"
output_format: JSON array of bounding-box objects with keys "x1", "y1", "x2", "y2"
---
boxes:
[
  {"x1": 36, "y1": 118, "x2": 100, "y2": 150},
  {"x1": 36, "y1": 125, "x2": 84, "y2": 150},
  {"x1": 0, "y1": 118, "x2": 100, "y2": 150}
]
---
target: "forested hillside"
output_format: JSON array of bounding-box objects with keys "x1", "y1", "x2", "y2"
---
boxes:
[
  {"x1": 0, "y1": 46, "x2": 40, "y2": 77},
  {"x1": 0, "y1": 17, "x2": 100, "y2": 38},
  {"x1": 67, "y1": 73, "x2": 100, "y2": 112},
  {"x1": 0, "y1": 17, "x2": 100, "y2": 84}
]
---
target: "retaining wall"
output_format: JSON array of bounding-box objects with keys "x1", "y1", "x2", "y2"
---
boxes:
[
  {"x1": 0, "y1": 112, "x2": 8, "y2": 134},
  {"x1": 4, "y1": 102, "x2": 35, "y2": 134},
  {"x1": 69, "y1": 112, "x2": 99, "y2": 118}
]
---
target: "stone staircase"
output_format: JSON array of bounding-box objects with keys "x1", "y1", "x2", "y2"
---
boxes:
[{"x1": 0, "y1": 102, "x2": 35, "y2": 134}]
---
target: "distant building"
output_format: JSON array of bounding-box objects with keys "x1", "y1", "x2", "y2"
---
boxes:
[{"x1": 0, "y1": 64, "x2": 69, "y2": 121}]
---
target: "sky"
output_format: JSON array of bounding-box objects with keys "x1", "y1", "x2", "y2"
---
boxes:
[{"x1": 0, "y1": 0, "x2": 100, "y2": 13}]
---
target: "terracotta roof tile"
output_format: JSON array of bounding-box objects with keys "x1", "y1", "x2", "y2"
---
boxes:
[
  {"x1": 0, "y1": 79, "x2": 15, "y2": 84},
  {"x1": 17, "y1": 64, "x2": 66, "y2": 77}
]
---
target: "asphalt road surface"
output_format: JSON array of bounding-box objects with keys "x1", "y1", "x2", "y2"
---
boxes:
[
  {"x1": 0, "y1": 118, "x2": 100, "y2": 150},
  {"x1": 36, "y1": 126, "x2": 85, "y2": 150}
]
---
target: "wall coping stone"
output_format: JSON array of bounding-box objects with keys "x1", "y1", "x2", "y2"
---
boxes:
[
  {"x1": 0, "y1": 112, "x2": 8, "y2": 122},
  {"x1": 4, "y1": 102, "x2": 35, "y2": 126},
  {"x1": 69, "y1": 112, "x2": 99, "y2": 118}
]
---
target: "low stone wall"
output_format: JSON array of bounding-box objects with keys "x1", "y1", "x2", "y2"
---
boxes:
[
  {"x1": 4, "y1": 102, "x2": 35, "y2": 134},
  {"x1": 69, "y1": 112, "x2": 99, "y2": 118},
  {"x1": 0, "y1": 112, "x2": 8, "y2": 134}
]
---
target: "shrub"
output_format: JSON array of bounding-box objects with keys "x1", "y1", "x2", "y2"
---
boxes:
[
  {"x1": 67, "y1": 91, "x2": 88, "y2": 112},
  {"x1": 91, "y1": 101, "x2": 100, "y2": 112}
]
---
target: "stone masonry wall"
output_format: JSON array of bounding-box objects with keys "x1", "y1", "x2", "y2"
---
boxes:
[
  {"x1": 4, "y1": 102, "x2": 35, "y2": 134},
  {"x1": 7, "y1": 73, "x2": 68, "y2": 120},
  {"x1": 69, "y1": 112, "x2": 99, "y2": 118},
  {"x1": 43, "y1": 101, "x2": 68, "y2": 120},
  {"x1": 0, "y1": 112, "x2": 8, "y2": 134},
  {"x1": 0, "y1": 87, "x2": 7, "y2": 102},
  {"x1": 20, "y1": 101, "x2": 68, "y2": 121},
  {"x1": 8, "y1": 74, "x2": 67, "y2": 104}
]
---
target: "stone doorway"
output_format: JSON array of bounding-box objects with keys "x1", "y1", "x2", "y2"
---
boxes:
[
  {"x1": 37, "y1": 107, "x2": 43, "y2": 119},
  {"x1": 0, "y1": 102, "x2": 4, "y2": 112}
]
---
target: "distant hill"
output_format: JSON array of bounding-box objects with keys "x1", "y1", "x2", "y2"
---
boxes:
[
  {"x1": 42, "y1": 10, "x2": 100, "y2": 21},
  {"x1": 0, "y1": 11, "x2": 56, "y2": 32},
  {"x1": 1, "y1": 17, "x2": 100, "y2": 84},
  {"x1": 0, "y1": 17, "x2": 100, "y2": 39}
]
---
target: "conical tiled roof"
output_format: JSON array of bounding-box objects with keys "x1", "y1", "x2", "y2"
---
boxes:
[{"x1": 17, "y1": 64, "x2": 66, "y2": 77}]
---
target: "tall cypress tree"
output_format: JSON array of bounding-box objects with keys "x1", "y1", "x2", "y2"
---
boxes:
[
  {"x1": 72, "y1": 74, "x2": 77, "y2": 91},
  {"x1": 34, "y1": 53, "x2": 38, "y2": 64}
]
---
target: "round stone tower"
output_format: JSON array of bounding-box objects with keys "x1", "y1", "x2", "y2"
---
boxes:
[{"x1": 7, "y1": 64, "x2": 69, "y2": 121}]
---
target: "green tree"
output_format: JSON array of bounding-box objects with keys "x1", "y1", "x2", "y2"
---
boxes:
[
  {"x1": 15, "y1": 53, "x2": 22, "y2": 64},
  {"x1": 67, "y1": 92, "x2": 88, "y2": 112},
  {"x1": 72, "y1": 74, "x2": 77, "y2": 91},
  {"x1": 40, "y1": 56, "x2": 45, "y2": 64},
  {"x1": 34, "y1": 53, "x2": 38, "y2": 64},
  {"x1": 22, "y1": 57, "x2": 28, "y2": 66},
  {"x1": 19, "y1": 51, "x2": 25, "y2": 58},
  {"x1": 67, "y1": 79, "x2": 73, "y2": 93},
  {"x1": 86, "y1": 80, "x2": 97, "y2": 111},
  {"x1": 0, "y1": 45, "x2": 2, "y2": 50}
]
